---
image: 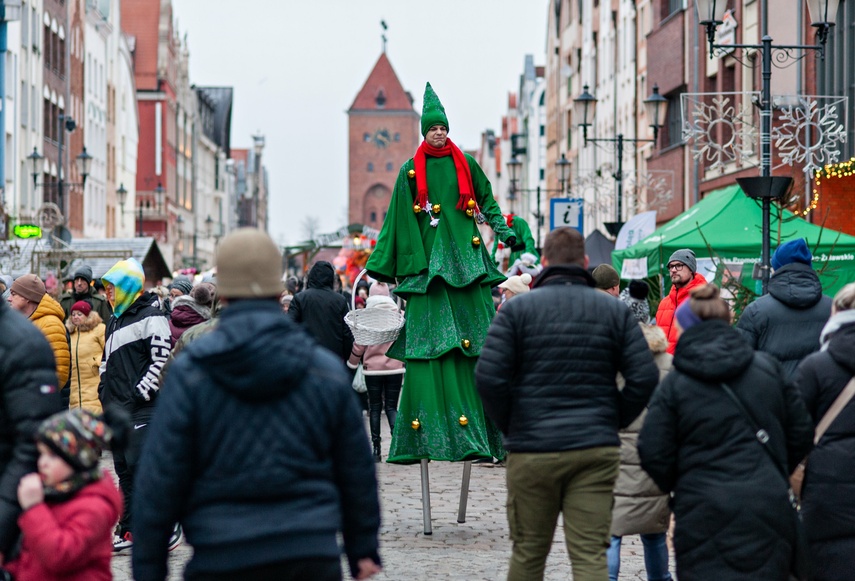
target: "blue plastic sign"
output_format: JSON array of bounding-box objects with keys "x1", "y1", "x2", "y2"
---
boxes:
[{"x1": 550, "y1": 198, "x2": 584, "y2": 234}]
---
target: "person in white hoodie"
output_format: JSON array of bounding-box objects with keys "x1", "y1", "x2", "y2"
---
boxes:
[{"x1": 348, "y1": 282, "x2": 405, "y2": 462}]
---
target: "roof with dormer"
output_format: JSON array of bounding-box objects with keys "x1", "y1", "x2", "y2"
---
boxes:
[{"x1": 349, "y1": 52, "x2": 415, "y2": 113}]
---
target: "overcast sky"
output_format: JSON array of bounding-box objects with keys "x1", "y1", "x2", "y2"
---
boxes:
[{"x1": 171, "y1": 0, "x2": 549, "y2": 246}]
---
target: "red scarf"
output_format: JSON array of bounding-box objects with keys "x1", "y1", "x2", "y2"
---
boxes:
[
  {"x1": 413, "y1": 138, "x2": 475, "y2": 211},
  {"x1": 505, "y1": 213, "x2": 515, "y2": 228}
]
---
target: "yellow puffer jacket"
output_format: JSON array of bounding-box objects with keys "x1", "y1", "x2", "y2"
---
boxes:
[
  {"x1": 30, "y1": 295, "x2": 71, "y2": 387},
  {"x1": 66, "y1": 312, "x2": 105, "y2": 414}
]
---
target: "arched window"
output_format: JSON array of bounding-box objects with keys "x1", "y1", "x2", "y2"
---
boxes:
[{"x1": 367, "y1": 162, "x2": 374, "y2": 172}]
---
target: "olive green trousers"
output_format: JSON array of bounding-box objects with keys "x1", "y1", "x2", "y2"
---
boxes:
[{"x1": 505, "y1": 446, "x2": 620, "y2": 581}]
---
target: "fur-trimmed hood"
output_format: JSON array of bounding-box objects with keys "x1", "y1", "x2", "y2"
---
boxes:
[
  {"x1": 66, "y1": 310, "x2": 104, "y2": 333},
  {"x1": 170, "y1": 295, "x2": 212, "y2": 321},
  {"x1": 641, "y1": 323, "x2": 669, "y2": 354}
]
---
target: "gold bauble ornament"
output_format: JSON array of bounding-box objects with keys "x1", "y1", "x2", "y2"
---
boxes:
[
  {"x1": 411, "y1": 419, "x2": 421, "y2": 430},
  {"x1": 461, "y1": 339, "x2": 471, "y2": 349},
  {"x1": 472, "y1": 236, "x2": 481, "y2": 246},
  {"x1": 459, "y1": 415, "x2": 468, "y2": 426},
  {"x1": 467, "y1": 199, "x2": 476, "y2": 209},
  {"x1": 432, "y1": 204, "x2": 441, "y2": 213},
  {"x1": 465, "y1": 208, "x2": 474, "y2": 217},
  {"x1": 407, "y1": 169, "x2": 416, "y2": 179},
  {"x1": 413, "y1": 204, "x2": 422, "y2": 214}
]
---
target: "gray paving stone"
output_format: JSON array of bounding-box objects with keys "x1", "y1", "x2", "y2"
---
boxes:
[{"x1": 110, "y1": 416, "x2": 675, "y2": 580}]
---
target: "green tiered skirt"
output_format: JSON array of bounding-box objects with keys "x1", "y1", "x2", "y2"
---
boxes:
[{"x1": 386, "y1": 279, "x2": 505, "y2": 464}]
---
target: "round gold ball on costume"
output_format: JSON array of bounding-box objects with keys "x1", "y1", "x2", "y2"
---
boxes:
[
  {"x1": 465, "y1": 208, "x2": 474, "y2": 217},
  {"x1": 461, "y1": 339, "x2": 471, "y2": 349},
  {"x1": 472, "y1": 236, "x2": 481, "y2": 246},
  {"x1": 411, "y1": 419, "x2": 421, "y2": 430},
  {"x1": 407, "y1": 169, "x2": 416, "y2": 179},
  {"x1": 459, "y1": 415, "x2": 468, "y2": 426},
  {"x1": 432, "y1": 204, "x2": 441, "y2": 213},
  {"x1": 413, "y1": 204, "x2": 422, "y2": 214},
  {"x1": 467, "y1": 199, "x2": 476, "y2": 209}
]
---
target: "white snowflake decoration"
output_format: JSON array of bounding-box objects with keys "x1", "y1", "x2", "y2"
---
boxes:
[
  {"x1": 572, "y1": 171, "x2": 615, "y2": 219},
  {"x1": 682, "y1": 93, "x2": 758, "y2": 174},
  {"x1": 772, "y1": 95, "x2": 847, "y2": 175},
  {"x1": 626, "y1": 171, "x2": 674, "y2": 213}
]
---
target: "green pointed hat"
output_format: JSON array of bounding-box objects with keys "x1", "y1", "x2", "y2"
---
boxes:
[{"x1": 420, "y1": 82, "x2": 449, "y2": 137}]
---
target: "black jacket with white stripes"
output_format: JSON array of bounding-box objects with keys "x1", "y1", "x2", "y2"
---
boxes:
[{"x1": 99, "y1": 291, "x2": 171, "y2": 415}]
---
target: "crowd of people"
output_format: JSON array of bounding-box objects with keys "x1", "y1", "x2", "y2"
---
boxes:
[
  {"x1": 0, "y1": 229, "x2": 384, "y2": 581},
  {"x1": 0, "y1": 86, "x2": 851, "y2": 581}
]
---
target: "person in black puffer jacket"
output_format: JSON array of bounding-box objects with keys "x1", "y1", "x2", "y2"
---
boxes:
[
  {"x1": 0, "y1": 299, "x2": 63, "y2": 560},
  {"x1": 132, "y1": 229, "x2": 381, "y2": 581},
  {"x1": 736, "y1": 238, "x2": 832, "y2": 378},
  {"x1": 476, "y1": 227, "x2": 659, "y2": 580},
  {"x1": 792, "y1": 282, "x2": 855, "y2": 581},
  {"x1": 639, "y1": 284, "x2": 814, "y2": 581},
  {"x1": 289, "y1": 261, "x2": 354, "y2": 363}
]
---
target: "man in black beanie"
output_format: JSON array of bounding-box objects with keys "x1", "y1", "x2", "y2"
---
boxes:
[{"x1": 59, "y1": 264, "x2": 112, "y2": 322}]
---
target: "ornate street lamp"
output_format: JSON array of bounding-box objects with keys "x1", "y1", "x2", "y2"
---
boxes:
[
  {"x1": 505, "y1": 154, "x2": 574, "y2": 251},
  {"x1": 573, "y1": 84, "x2": 666, "y2": 236},
  {"x1": 695, "y1": 0, "x2": 837, "y2": 293}
]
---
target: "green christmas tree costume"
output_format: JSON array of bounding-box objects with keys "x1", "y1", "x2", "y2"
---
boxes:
[
  {"x1": 365, "y1": 84, "x2": 515, "y2": 464},
  {"x1": 490, "y1": 214, "x2": 540, "y2": 268}
]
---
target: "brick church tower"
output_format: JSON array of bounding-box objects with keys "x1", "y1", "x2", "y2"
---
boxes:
[{"x1": 348, "y1": 53, "x2": 420, "y2": 229}]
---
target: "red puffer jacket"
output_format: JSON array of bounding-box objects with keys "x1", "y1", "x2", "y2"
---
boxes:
[
  {"x1": 7, "y1": 475, "x2": 122, "y2": 581},
  {"x1": 655, "y1": 272, "x2": 707, "y2": 354}
]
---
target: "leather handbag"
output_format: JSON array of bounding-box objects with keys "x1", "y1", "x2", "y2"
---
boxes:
[{"x1": 791, "y1": 376, "x2": 855, "y2": 498}]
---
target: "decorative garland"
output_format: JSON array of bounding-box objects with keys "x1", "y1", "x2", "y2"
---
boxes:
[{"x1": 804, "y1": 156, "x2": 855, "y2": 217}]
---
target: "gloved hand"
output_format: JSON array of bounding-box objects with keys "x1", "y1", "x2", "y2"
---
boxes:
[{"x1": 507, "y1": 237, "x2": 525, "y2": 252}]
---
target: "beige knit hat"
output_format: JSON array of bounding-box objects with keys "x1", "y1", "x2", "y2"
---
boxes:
[
  {"x1": 216, "y1": 228, "x2": 283, "y2": 298},
  {"x1": 10, "y1": 273, "x2": 46, "y2": 303},
  {"x1": 499, "y1": 273, "x2": 532, "y2": 295}
]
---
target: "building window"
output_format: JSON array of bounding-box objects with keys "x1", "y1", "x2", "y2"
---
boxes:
[
  {"x1": 367, "y1": 162, "x2": 374, "y2": 172},
  {"x1": 43, "y1": 22, "x2": 50, "y2": 70},
  {"x1": 394, "y1": 132, "x2": 400, "y2": 142},
  {"x1": 664, "y1": 0, "x2": 682, "y2": 19},
  {"x1": 370, "y1": 211, "x2": 377, "y2": 222},
  {"x1": 43, "y1": 97, "x2": 52, "y2": 141},
  {"x1": 21, "y1": 82, "x2": 27, "y2": 128},
  {"x1": 363, "y1": 132, "x2": 371, "y2": 142},
  {"x1": 665, "y1": 90, "x2": 684, "y2": 147},
  {"x1": 386, "y1": 162, "x2": 393, "y2": 171}
]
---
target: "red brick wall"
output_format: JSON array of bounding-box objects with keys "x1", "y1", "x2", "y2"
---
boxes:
[
  {"x1": 813, "y1": 174, "x2": 855, "y2": 236},
  {"x1": 647, "y1": 9, "x2": 685, "y2": 95},
  {"x1": 649, "y1": 144, "x2": 687, "y2": 223}
]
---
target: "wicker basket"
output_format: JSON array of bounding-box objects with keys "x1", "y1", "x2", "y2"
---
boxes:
[{"x1": 344, "y1": 269, "x2": 405, "y2": 345}]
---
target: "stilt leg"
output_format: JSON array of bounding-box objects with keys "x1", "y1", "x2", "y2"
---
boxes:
[
  {"x1": 420, "y1": 459, "x2": 432, "y2": 535},
  {"x1": 457, "y1": 460, "x2": 472, "y2": 523}
]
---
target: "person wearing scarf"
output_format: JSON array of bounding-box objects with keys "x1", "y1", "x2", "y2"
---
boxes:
[
  {"x1": 6, "y1": 409, "x2": 123, "y2": 581},
  {"x1": 365, "y1": 82, "x2": 518, "y2": 464}
]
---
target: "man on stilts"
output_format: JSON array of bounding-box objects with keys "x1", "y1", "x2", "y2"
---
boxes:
[{"x1": 366, "y1": 82, "x2": 519, "y2": 465}]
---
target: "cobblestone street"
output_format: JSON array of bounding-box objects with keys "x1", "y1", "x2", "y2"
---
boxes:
[{"x1": 110, "y1": 421, "x2": 674, "y2": 580}]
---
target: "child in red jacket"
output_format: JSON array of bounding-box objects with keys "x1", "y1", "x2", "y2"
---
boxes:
[{"x1": 7, "y1": 409, "x2": 123, "y2": 581}]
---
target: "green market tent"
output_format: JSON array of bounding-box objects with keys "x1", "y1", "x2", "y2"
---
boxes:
[{"x1": 612, "y1": 184, "x2": 855, "y2": 297}]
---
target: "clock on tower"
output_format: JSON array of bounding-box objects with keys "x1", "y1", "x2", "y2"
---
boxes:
[{"x1": 372, "y1": 128, "x2": 392, "y2": 148}]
